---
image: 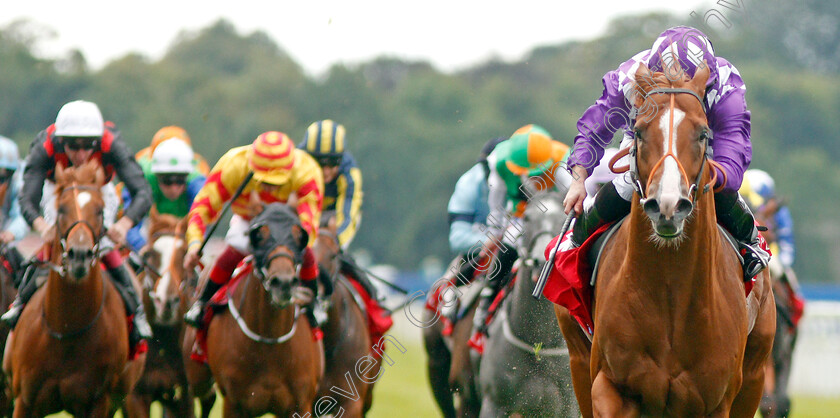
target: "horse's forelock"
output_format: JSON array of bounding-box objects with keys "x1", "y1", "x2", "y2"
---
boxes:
[
  {"x1": 149, "y1": 213, "x2": 182, "y2": 238},
  {"x1": 56, "y1": 160, "x2": 104, "y2": 187}
]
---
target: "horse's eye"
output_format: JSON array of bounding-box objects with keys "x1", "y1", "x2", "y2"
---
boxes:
[
  {"x1": 634, "y1": 129, "x2": 642, "y2": 139},
  {"x1": 699, "y1": 129, "x2": 710, "y2": 142}
]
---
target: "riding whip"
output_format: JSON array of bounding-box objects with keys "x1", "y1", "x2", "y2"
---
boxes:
[
  {"x1": 338, "y1": 253, "x2": 410, "y2": 295},
  {"x1": 197, "y1": 171, "x2": 254, "y2": 256},
  {"x1": 532, "y1": 211, "x2": 576, "y2": 300}
]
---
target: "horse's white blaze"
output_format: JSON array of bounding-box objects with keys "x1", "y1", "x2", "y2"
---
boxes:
[
  {"x1": 658, "y1": 108, "x2": 686, "y2": 218},
  {"x1": 153, "y1": 235, "x2": 177, "y2": 303},
  {"x1": 76, "y1": 191, "x2": 91, "y2": 209}
]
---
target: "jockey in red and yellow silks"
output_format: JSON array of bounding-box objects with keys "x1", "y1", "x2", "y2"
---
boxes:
[{"x1": 183, "y1": 131, "x2": 324, "y2": 328}]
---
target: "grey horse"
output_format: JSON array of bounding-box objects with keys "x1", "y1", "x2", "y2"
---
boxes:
[{"x1": 476, "y1": 189, "x2": 578, "y2": 417}]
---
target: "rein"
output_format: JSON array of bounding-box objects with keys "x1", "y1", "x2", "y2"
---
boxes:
[
  {"x1": 497, "y1": 309, "x2": 569, "y2": 357},
  {"x1": 229, "y1": 250, "x2": 301, "y2": 344},
  {"x1": 228, "y1": 272, "x2": 302, "y2": 344}
]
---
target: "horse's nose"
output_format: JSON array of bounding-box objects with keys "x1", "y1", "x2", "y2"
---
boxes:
[
  {"x1": 644, "y1": 193, "x2": 693, "y2": 221},
  {"x1": 66, "y1": 246, "x2": 95, "y2": 262}
]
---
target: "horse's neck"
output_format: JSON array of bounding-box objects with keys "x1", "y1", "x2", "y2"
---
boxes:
[
  {"x1": 237, "y1": 274, "x2": 296, "y2": 335},
  {"x1": 507, "y1": 267, "x2": 564, "y2": 344},
  {"x1": 44, "y1": 268, "x2": 105, "y2": 331},
  {"x1": 625, "y1": 192, "x2": 720, "y2": 296}
]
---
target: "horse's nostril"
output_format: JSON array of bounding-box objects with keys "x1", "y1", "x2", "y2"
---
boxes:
[
  {"x1": 643, "y1": 198, "x2": 660, "y2": 217},
  {"x1": 676, "y1": 198, "x2": 694, "y2": 216}
]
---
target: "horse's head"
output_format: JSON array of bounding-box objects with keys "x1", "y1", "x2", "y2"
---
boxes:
[
  {"x1": 521, "y1": 188, "x2": 567, "y2": 280},
  {"x1": 54, "y1": 161, "x2": 106, "y2": 281},
  {"x1": 142, "y1": 209, "x2": 188, "y2": 326},
  {"x1": 249, "y1": 204, "x2": 309, "y2": 308},
  {"x1": 630, "y1": 59, "x2": 716, "y2": 242}
]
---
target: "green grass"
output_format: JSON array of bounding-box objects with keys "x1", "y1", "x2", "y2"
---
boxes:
[{"x1": 43, "y1": 315, "x2": 840, "y2": 417}]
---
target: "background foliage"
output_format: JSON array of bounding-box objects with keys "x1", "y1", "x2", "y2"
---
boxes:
[{"x1": 2, "y1": 0, "x2": 838, "y2": 282}]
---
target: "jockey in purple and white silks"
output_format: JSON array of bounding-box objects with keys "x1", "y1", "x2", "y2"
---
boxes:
[{"x1": 562, "y1": 26, "x2": 770, "y2": 281}]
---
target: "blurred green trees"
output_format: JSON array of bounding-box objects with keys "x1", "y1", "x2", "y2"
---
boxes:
[{"x1": 2, "y1": 3, "x2": 839, "y2": 282}]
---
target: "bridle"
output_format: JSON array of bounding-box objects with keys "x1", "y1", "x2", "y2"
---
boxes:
[
  {"x1": 43, "y1": 184, "x2": 106, "y2": 276},
  {"x1": 42, "y1": 183, "x2": 107, "y2": 339},
  {"x1": 609, "y1": 87, "x2": 727, "y2": 204},
  {"x1": 230, "y1": 248, "x2": 302, "y2": 344}
]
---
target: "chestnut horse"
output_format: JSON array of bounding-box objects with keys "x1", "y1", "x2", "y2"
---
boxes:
[
  {"x1": 124, "y1": 211, "x2": 194, "y2": 418},
  {"x1": 556, "y1": 62, "x2": 776, "y2": 417},
  {"x1": 312, "y1": 219, "x2": 379, "y2": 417},
  {"x1": 206, "y1": 204, "x2": 322, "y2": 417},
  {"x1": 4, "y1": 161, "x2": 145, "y2": 416}
]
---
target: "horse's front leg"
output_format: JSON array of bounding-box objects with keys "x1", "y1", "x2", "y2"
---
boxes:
[
  {"x1": 591, "y1": 371, "x2": 640, "y2": 418},
  {"x1": 555, "y1": 305, "x2": 594, "y2": 418},
  {"x1": 11, "y1": 398, "x2": 31, "y2": 418},
  {"x1": 86, "y1": 396, "x2": 112, "y2": 418},
  {"x1": 122, "y1": 392, "x2": 151, "y2": 418}
]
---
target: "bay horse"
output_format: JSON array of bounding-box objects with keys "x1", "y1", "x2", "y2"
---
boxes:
[
  {"x1": 422, "y1": 259, "x2": 482, "y2": 418},
  {"x1": 206, "y1": 203, "x2": 322, "y2": 417},
  {"x1": 124, "y1": 210, "x2": 194, "y2": 417},
  {"x1": 0, "y1": 176, "x2": 19, "y2": 417},
  {"x1": 312, "y1": 215, "x2": 378, "y2": 417},
  {"x1": 556, "y1": 61, "x2": 776, "y2": 417},
  {"x1": 478, "y1": 189, "x2": 577, "y2": 417},
  {"x1": 754, "y1": 201, "x2": 800, "y2": 418},
  {"x1": 4, "y1": 161, "x2": 146, "y2": 417}
]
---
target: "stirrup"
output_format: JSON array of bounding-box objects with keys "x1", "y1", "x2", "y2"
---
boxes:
[
  {"x1": 741, "y1": 244, "x2": 770, "y2": 280},
  {"x1": 0, "y1": 303, "x2": 23, "y2": 328},
  {"x1": 184, "y1": 302, "x2": 206, "y2": 328},
  {"x1": 133, "y1": 309, "x2": 153, "y2": 339}
]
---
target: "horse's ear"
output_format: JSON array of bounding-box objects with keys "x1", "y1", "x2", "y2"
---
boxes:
[
  {"x1": 94, "y1": 165, "x2": 106, "y2": 186},
  {"x1": 327, "y1": 214, "x2": 337, "y2": 232},
  {"x1": 150, "y1": 206, "x2": 160, "y2": 223},
  {"x1": 690, "y1": 59, "x2": 710, "y2": 98},
  {"x1": 633, "y1": 63, "x2": 654, "y2": 108},
  {"x1": 249, "y1": 224, "x2": 271, "y2": 249},
  {"x1": 55, "y1": 163, "x2": 67, "y2": 184},
  {"x1": 176, "y1": 215, "x2": 189, "y2": 234},
  {"x1": 291, "y1": 224, "x2": 308, "y2": 250}
]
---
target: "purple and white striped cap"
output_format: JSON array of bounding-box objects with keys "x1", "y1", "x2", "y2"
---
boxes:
[{"x1": 646, "y1": 26, "x2": 717, "y2": 88}]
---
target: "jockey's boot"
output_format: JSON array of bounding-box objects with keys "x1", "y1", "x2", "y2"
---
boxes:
[
  {"x1": 184, "y1": 246, "x2": 246, "y2": 328},
  {"x1": 108, "y1": 264, "x2": 153, "y2": 345},
  {"x1": 184, "y1": 280, "x2": 222, "y2": 328},
  {"x1": 472, "y1": 243, "x2": 518, "y2": 335},
  {"x1": 317, "y1": 266, "x2": 334, "y2": 299},
  {"x1": 454, "y1": 247, "x2": 482, "y2": 286},
  {"x1": 715, "y1": 190, "x2": 771, "y2": 281},
  {"x1": 570, "y1": 181, "x2": 631, "y2": 247},
  {"x1": 303, "y1": 278, "x2": 326, "y2": 328},
  {"x1": 300, "y1": 247, "x2": 325, "y2": 328},
  {"x1": 0, "y1": 263, "x2": 41, "y2": 329},
  {"x1": 1, "y1": 246, "x2": 25, "y2": 288}
]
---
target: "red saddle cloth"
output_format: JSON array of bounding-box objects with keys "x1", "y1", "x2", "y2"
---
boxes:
[
  {"x1": 541, "y1": 225, "x2": 610, "y2": 337},
  {"x1": 345, "y1": 277, "x2": 394, "y2": 356},
  {"x1": 541, "y1": 222, "x2": 772, "y2": 337}
]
